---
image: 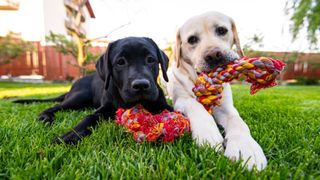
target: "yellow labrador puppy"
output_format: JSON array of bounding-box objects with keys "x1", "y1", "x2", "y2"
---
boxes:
[{"x1": 166, "y1": 11, "x2": 267, "y2": 170}]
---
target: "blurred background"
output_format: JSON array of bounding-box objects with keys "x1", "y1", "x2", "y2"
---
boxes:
[{"x1": 0, "y1": 0, "x2": 319, "y2": 85}]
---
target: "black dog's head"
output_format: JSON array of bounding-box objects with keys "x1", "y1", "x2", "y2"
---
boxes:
[{"x1": 96, "y1": 37, "x2": 169, "y2": 104}]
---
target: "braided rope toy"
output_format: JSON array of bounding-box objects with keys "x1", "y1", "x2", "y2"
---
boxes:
[
  {"x1": 116, "y1": 105, "x2": 190, "y2": 143},
  {"x1": 193, "y1": 56, "x2": 286, "y2": 114}
]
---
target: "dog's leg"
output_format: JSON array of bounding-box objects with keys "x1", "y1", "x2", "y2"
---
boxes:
[
  {"x1": 175, "y1": 97, "x2": 223, "y2": 150},
  {"x1": 52, "y1": 105, "x2": 115, "y2": 145},
  {"x1": 39, "y1": 105, "x2": 63, "y2": 124},
  {"x1": 213, "y1": 83, "x2": 267, "y2": 171},
  {"x1": 39, "y1": 91, "x2": 92, "y2": 124}
]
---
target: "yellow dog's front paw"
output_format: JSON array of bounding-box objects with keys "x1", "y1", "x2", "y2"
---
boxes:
[{"x1": 224, "y1": 132, "x2": 267, "y2": 171}]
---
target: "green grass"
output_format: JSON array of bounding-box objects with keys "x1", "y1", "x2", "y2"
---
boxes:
[{"x1": 0, "y1": 82, "x2": 319, "y2": 179}]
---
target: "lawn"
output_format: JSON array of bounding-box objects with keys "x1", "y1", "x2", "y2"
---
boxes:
[{"x1": 0, "y1": 82, "x2": 319, "y2": 179}]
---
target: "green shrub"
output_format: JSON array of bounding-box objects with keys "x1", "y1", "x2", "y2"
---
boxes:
[{"x1": 296, "y1": 76, "x2": 319, "y2": 85}]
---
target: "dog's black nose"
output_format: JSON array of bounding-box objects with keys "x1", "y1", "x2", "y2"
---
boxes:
[
  {"x1": 131, "y1": 79, "x2": 151, "y2": 91},
  {"x1": 204, "y1": 48, "x2": 223, "y2": 63}
]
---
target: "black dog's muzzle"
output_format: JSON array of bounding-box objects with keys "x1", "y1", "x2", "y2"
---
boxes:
[{"x1": 131, "y1": 79, "x2": 151, "y2": 92}]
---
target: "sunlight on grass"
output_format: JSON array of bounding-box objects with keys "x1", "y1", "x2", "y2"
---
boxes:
[
  {"x1": 0, "y1": 87, "x2": 70, "y2": 98},
  {"x1": 0, "y1": 82, "x2": 71, "y2": 98}
]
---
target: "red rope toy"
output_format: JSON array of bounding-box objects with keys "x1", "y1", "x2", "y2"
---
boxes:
[
  {"x1": 193, "y1": 56, "x2": 286, "y2": 114},
  {"x1": 116, "y1": 105, "x2": 190, "y2": 143}
]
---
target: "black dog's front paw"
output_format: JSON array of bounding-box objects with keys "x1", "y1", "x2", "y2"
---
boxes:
[
  {"x1": 39, "y1": 113, "x2": 55, "y2": 124},
  {"x1": 52, "y1": 130, "x2": 85, "y2": 145},
  {"x1": 52, "y1": 136, "x2": 63, "y2": 144}
]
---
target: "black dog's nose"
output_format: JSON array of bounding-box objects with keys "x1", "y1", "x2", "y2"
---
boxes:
[
  {"x1": 204, "y1": 48, "x2": 223, "y2": 63},
  {"x1": 131, "y1": 79, "x2": 151, "y2": 91}
]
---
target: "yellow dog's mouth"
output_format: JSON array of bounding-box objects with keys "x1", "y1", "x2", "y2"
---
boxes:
[{"x1": 197, "y1": 49, "x2": 240, "y2": 73}]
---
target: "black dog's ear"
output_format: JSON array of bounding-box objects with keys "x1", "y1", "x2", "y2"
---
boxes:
[
  {"x1": 96, "y1": 42, "x2": 113, "y2": 89},
  {"x1": 158, "y1": 50, "x2": 169, "y2": 82},
  {"x1": 143, "y1": 37, "x2": 169, "y2": 82},
  {"x1": 96, "y1": 55, "x2": 106, "y2": 81}
]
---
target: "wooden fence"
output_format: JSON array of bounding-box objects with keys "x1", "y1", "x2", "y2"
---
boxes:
[
  {"x1": 0, "y1": 43, "x2": 319, "y2": 81},
  {"x1": 0, "y1": 42, "x2": 105, "y2": 81}
]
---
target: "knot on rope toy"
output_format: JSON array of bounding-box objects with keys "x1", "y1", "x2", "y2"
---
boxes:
[
  {"x1": 193, "y1": 56, "x2": 286, "y2": 114},
  {"x1": 116, "y1": 105, "x2": 190, "y2": 143}
]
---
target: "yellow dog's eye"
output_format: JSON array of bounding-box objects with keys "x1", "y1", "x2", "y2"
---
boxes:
[
  {"x1": 216, "y1": 26, "x2": 228, "y2": 36},
  {"x1": 187, "y1": 35, "x2": 199, "y2": 45}
]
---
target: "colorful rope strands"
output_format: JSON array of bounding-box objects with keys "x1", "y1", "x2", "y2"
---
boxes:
[
  {"x1": 116, "y1": 105, "x2": 190, "y2": 142},
  {"x1": 193, "y1": 57, "x2": 286, "y2": 114}
]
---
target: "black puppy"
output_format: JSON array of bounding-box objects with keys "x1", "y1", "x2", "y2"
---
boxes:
[{"x1": 14, "y1": 37, "x2": 173, "y2": 144}]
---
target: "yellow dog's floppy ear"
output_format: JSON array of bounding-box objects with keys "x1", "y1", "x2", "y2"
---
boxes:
[
  {"x1": 174, "y1": 30, "x2": 182, "y2": 68},
  {"x1": 231, "y1": 19, "x2": 244, "y2": 57}
]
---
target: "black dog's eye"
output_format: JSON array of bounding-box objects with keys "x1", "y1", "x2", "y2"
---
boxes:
[
  {"x1": 146, "y1": 56, "x2": 156, "y2": 64},
  {"x1": 187, "y1": 35, "x2": 199, "y2": 45},
  {"x1": 116, "y1": 58, "x2": 126, "y2": 66},
  {"x1": 216, "y1": 26, "x2": 228, "y2": 36}
]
